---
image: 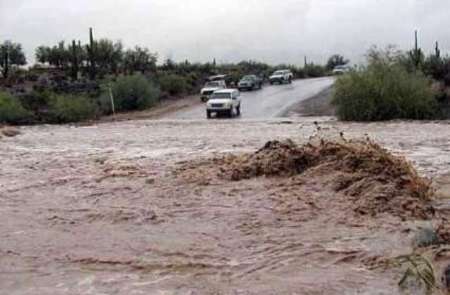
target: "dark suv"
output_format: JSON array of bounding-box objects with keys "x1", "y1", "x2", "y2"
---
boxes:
[{"x1": 238, "y1": 75, "x2": 263, "y2": 91}]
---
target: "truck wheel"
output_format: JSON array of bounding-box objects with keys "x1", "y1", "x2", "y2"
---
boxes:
[
  {"x1": 206, "y1": 111, "x2": 211, "y2": 119},
  {"x1": 288, "y1": 78, "x2": 292, "y2": 84},
  {"x1": 228, "y1": 109, "x2": 234, "y2": 118},
  {"x1": 236, "y1": 105, "x2": 241, "y2": 116}
]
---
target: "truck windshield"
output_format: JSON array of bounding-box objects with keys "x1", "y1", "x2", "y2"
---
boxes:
[
  {"x1": 242, "y1": 76, "x2": 254, "y2": 81},
  {"x1": 211, "y1": 93, "x2": 231, "y2": 99},
  {"x1": 273, "y1": 71, "x2": 284, "y2": 75}
]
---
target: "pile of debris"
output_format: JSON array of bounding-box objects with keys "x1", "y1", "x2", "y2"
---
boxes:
[{"x1": 217, "y1": 138, "x2": 435, "y2": 219}]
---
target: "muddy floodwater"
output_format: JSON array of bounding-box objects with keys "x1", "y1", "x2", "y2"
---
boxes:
[{"x1": 1, "y1": 118, "x2": 450, "y2": 294}]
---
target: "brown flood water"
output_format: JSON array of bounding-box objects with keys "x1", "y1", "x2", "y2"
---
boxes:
[{"x1": 1, "y1": 118, "x2": 449, "y2": 294}]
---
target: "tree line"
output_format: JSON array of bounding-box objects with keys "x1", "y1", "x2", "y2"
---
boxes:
[
  {"x1": 0, "y1": 27, "x2": 351, "y2": 82},
  {"x1": 0, "y1": 28, "x2": 158, "y2": 80},
  {"x1": 35, "y1": 28, "x2": 157, "y2": 80}
]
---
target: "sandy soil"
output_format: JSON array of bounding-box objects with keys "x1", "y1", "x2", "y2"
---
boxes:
[{"x1": 1, "y1": 118, "x2": 450, "y2": 294}]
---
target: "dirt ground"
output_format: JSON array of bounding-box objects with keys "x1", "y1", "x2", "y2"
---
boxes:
[
  {"x1": 1, "y1": 118, "x2": 450, "y2": 294},
  {"x1": 97, "y1": 95, "x2": 201, "y2": 123},
  {"x1": 284, "y1": 86, "x2": 335, "y2": 117}
]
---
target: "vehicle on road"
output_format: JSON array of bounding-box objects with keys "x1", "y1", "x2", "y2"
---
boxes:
[
  {"x1": 238, "y1": 75, "x2": 263, "y2": 91},
  {"x1": 200, "y1": 80, "x2": 226, "y2": 102},
  {"x1": 206, "y1": 89, "x2": 241, "y2": 119},
  {"x1": 332, "y1": 65, "x2": 351, "y2": 75},
  {"x1": 269, "y1": 70, "x2": 293, "y2": 84},
  {"x1": 208, "y1": 74, "x2": 227, "y2": 82}
]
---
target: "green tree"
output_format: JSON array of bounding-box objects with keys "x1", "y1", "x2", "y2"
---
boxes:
[
  {"x1": 36, "y1": 41, "x2": 70, "y2": 69},
  {"x1": 326, "y1": 54, "x2": 349, "y2": 70},
  {"x1": 95, "y1": 39, "x2": 123, "y2": 76},
  {"x1": 123, "y1": 46, "x2": 157, "y2": 74},
  {"x1": 0, "y1": 41, "x2": 27, "y2": 78},
  {"x1": 36, "y1": 45, "x2": 51, "y2": 64}
]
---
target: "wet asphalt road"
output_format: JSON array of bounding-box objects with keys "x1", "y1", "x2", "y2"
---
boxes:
[{"x1": 167, "y1": 77, "x2": 335, "y2": 119}]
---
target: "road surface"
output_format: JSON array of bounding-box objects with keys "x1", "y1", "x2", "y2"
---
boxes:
[{"x1": 167, "y1": 77, "x2": 335, "y2": 119}]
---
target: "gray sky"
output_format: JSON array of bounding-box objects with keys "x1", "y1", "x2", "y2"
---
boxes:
[{"x1": 1, "y1": 0, "x2": 450, "y2": 65}]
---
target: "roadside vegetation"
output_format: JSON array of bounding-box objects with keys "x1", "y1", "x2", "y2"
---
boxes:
[
  {"x1": 0, "y1": 91, "x2": 30, "y2": 124},
  {"x1": 333, "y1": 32, "x2": 450, "y2": 121},
  {"x1": 0, "y1": 28, "x2": 332, "y2": 125}
]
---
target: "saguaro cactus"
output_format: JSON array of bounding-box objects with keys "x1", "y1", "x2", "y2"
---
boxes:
[
  {"x1": 1, "y1": 47, "x2": 9, "y2": 78},
  {"x1": 86, "y1": 27, "x2": 97, "y2": 80},
  {"x1": 409, "y1": 30, "x2": 424, "y2": 70},
  {"x1": 70, "y1": 40, "x2": 79, "y2": 80},
  {"x1": 435, "y1": 41, "x2": 441, "y2": 59}
]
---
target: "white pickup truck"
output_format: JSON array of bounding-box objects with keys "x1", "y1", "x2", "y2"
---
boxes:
[
  {"x1": 200, "y1": 80, "x2": 226, "y2": 102},
  {"x1": 269, "y1": 70, "x2": 293, "y2": 85},
  {"x1": 206, "y1": 89, "x2": 241, "y2": 119},
  {"x1": 332, "y1": 65, "x2": 351, "y2": 75}
]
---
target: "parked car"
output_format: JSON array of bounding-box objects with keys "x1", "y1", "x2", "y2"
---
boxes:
[
  {"x1": 269, "y1": 70, "x2": 293, "y2": 84},
  {"x1": 238, "y1": 75, "x2": 263, "y2": 91},
  {"x1": 200, "y1": 80, "x2": 226, "y2": 102},
  {"x1": 332, "y1": 65, "x2": 351, "y2": 75},
  {"x1": 206, "y1": 89, "x2": 241, "y2": 118}
]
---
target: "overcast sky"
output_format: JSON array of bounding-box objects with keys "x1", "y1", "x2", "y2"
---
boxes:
[{"x1": 1, "y1": 0, "x2": 450, "y2": 65}]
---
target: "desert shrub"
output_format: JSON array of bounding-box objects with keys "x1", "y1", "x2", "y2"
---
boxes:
[
  {"x1": 423, "y1": 56, "x2": 447, "y2": 81},
  {"x1": 305, "y1": 64, "x2": 327, "y2": 78},
  {"x1": 333, "y1": 50, "x2": 437, "y2": 121},
  {"x1": 186, "y1": 72, "x2": 200, "y2": 89},
  {"x1": 107, "y1": 74, "x2": 160, "y2": 112},
  {"x1": 292, "y1": 67, "x2": 306, "y2": 79},
  {"x1": 159, "y1": 74, "x2": 191, "y2": 96},
  {"x1": 18, "y1": 90, "x2": 52, "y2": 113},
  {"x1": 47, "y1": 94, "x2": 96, "y2": 123},
  {"x1": 0, "y1": 91, "x2": 31, "y2": 124}
]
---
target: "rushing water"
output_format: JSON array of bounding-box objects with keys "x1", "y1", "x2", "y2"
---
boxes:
[{"x1": 1, "y1": 118, "x2": 449, "y2": 294}]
